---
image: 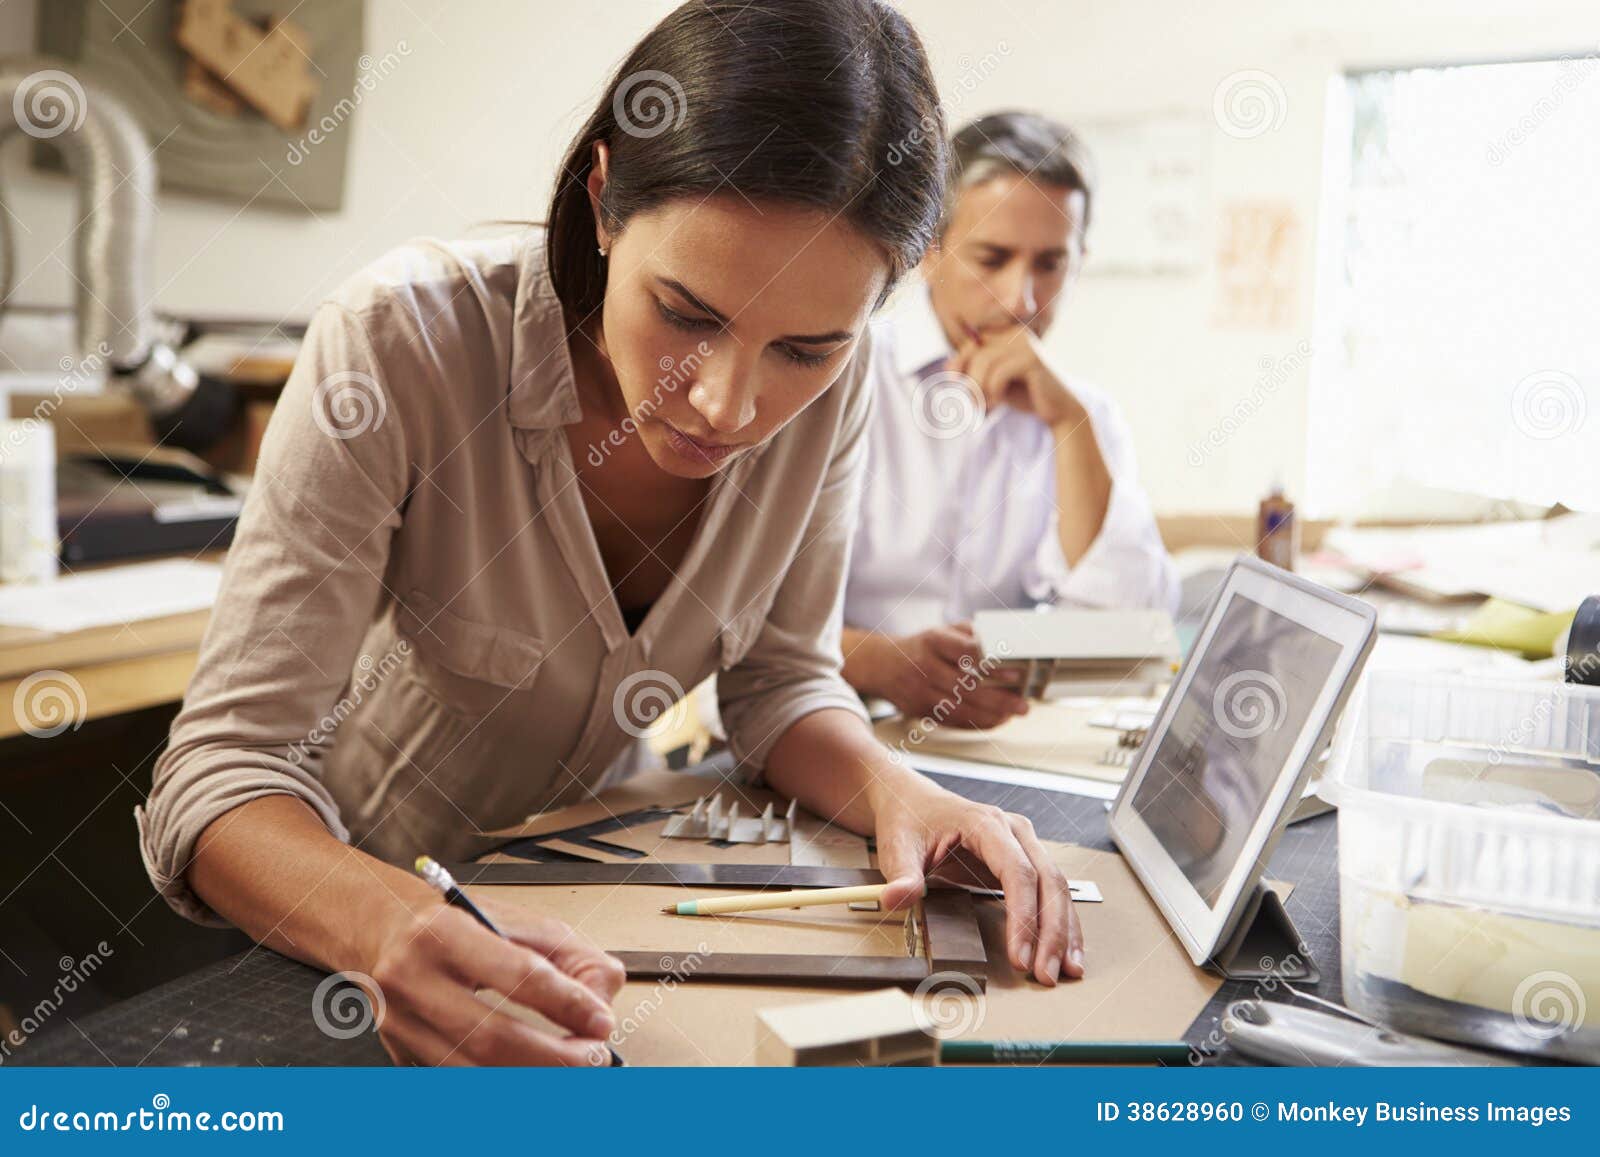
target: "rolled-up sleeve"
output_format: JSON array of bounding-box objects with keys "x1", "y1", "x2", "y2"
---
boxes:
[
  {"x1": 717, "y1": 359, "x2": 873, "y2": 776},
  {"x1": 1022, "y1": 392, "x2": 1180, "y2": 615},
  {"x1": 136, "y1": 302, "x2": 409, "y2": 925}
]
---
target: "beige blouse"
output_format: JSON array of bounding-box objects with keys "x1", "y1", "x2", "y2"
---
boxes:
[{"x1": 138, "y1": 229, "x2": 871, "y2": 925}]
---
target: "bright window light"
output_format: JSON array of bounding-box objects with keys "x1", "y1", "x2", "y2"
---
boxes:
[{"x1": 1309, "y1": 55, "x2": 1599, "y2": 514}]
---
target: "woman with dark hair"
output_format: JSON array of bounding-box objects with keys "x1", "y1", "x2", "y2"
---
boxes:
[{"x1": 138, "y1": 0, "x2": 1083, "y2": 1067}]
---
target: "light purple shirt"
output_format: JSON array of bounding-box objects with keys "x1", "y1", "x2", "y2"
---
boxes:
[{"x1": 845, "y1": 283, "x2": 1179, "y2": 637}]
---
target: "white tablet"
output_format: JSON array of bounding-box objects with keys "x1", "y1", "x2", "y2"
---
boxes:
[{"x1": 1108, "y1": 556, "x2": 1377, "y2": 969}]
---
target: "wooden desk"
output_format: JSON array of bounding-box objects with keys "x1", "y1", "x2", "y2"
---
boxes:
[
  {"x1": 7, "y1": 769, "x2": 1342, "y2": 1066},
  {"x1": 0, "y1": 579, "x2": 212, "y2": 741}
]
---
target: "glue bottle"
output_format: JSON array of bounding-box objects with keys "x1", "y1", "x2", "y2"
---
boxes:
[{"x1": 1256, "y1": 479, "x2": 1298, "y2": 572}]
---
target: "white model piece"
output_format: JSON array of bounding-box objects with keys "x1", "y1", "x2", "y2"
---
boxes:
[
  {"x1": 661, "y1": 794, "x2": 797, "y2": 844},
  {"x1": 756, "y1": 988, "x2": 936, "y2": 1066}
]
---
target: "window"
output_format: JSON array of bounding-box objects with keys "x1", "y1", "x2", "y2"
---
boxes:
[{"x1": 1309, "y1": 55, "x2": 1600, "y2": 514}]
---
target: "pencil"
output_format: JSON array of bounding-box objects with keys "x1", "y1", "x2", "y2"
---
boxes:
[
  {"x1": 413, "y1": 855, "x2": 507, "y2": 936},
  {"x1": 662, "y1": 882, "x2": 901, "y2": 916},
  {"x1": 939, "y1": 1040, "x2": 1194, "y2": 1065},
  {"x1": 413, "y1": 855, "x2": 624, "y2": 1066}
]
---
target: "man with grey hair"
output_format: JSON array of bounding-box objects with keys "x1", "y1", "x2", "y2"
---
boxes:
[{"x1": 842, "y1": 111, "x2": 1177, "y2": 729}]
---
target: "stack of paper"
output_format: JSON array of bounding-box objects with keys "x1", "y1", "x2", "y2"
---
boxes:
[
  {"x1": 0, "y1": 559, "x2": 222, "y2": 633},
  {"x1": 1322, "y1": 514, "x2": 1600, "y2": 612}
]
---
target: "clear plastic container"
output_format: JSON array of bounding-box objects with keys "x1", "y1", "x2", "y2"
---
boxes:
[{"x1": 1325, "y1": 670, "x2": 1600, "y2": 1063}]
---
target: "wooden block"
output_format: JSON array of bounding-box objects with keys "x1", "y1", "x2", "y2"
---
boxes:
[
  {"x1": 921, "y1": 891, "x2": 989, "y2": 985},
  {"x1": 174, "y1": 0, "x2": 319, "y2": 132},
  {"x1": 183, "y1": 59, "x2": 244, "y2": 116},
  {"x1": 756, "y1": 988, "x2": 936, "y2": 1066}
]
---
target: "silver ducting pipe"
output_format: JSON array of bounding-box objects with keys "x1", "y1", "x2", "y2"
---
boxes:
[
  {"x1": 1, "y1": 56, "x2": 232, "y2": 448},
  {"x1": 1, "y1": 57, "x2": 156, "y2": 367}
]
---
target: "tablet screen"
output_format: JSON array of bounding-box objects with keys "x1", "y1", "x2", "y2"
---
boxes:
[{"x1": 1127, "y1": 593, "x2": 1343, "y2": 906}]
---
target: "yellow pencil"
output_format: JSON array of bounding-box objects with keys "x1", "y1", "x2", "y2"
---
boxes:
[{"x1": 661, "y1": 883, "x2": 902, "y2": 916}]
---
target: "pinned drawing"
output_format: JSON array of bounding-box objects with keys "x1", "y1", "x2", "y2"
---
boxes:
[{"x1": 1214, "y1": 200, "x2": 1301, "y2": 330}]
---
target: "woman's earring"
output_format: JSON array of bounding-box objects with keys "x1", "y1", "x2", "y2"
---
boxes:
[{"x1": 597, "y1": 245, "x2": 608, "y2": 258}]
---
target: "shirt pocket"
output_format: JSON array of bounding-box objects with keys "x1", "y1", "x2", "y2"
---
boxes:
[
  {"x1": 345, "y1": 669, "x2": 525, "y2": 862},
  {"x1": 350, "y1": 672, "x2": 471, "y2": 819},
  {"x1": 394, "y1": 587, "x2": 547, "y2": 710}
]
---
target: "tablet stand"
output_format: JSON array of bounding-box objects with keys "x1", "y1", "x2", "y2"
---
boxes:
[{"x1": 1210, "y1": 884, "x2": 1319, "y2": 982}]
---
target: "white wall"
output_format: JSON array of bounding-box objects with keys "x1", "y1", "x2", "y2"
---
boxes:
[{"x1": 2, "y1": 0, "x2": 1594, "y2": 515}]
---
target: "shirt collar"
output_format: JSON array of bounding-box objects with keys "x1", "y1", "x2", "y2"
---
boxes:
[
  {"x1": 506, "y1": 230, "x2": 584, "y2": 431},
  {"x1": 889, "y1": 280, "x2": 957, "y2": 381}
]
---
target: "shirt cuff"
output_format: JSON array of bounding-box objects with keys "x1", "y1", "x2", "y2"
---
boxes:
[
  {"x1": 137, "y1": 753, "x2": 351, "y2": 927},
  {"x1": 1023, "y1": 478, "x2": 1177, "y2": 612}
]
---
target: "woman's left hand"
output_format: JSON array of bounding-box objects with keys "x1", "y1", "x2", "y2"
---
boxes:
[{"x1": 870, "y1": 776, "x2": 1084, "y2": 986}]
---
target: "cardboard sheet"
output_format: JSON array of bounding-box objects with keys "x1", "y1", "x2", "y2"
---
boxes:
[
  {"x1": 482, "y1": 880, "x2": 908, "y2": 960},
  {"x1": 874, "y1": 700, "x2": 1144, "y2": 783},
  {"x1": 596, "y1": 817, "x2": 797, "y2": 865},
  {"x1": 467, "y1": 840, "x2": 1223, "y2": 1065},
  {"x1": 483, "y1": 769, "x2": 731, "y2": 841},
  {"x1": 790, "y1": 811, "x2": 874, "y2": 868}
]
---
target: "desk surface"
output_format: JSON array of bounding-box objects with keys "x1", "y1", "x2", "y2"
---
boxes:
[
  {"x1": 14, "y1": 770, "x2": 1339, "y2": 1067},
  {"x1": 0, "y1": 554, "x2": 221, "y2": 740}
]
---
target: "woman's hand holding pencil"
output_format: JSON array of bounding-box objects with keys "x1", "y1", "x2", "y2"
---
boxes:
[{"x1": 351, "y1": 856, "x2": 627, "y2": 1067}]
